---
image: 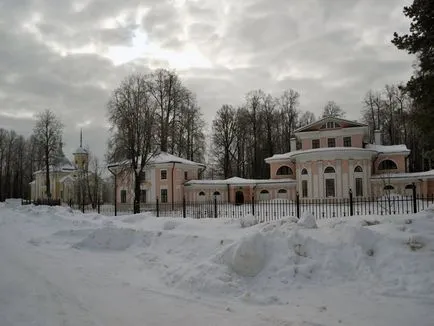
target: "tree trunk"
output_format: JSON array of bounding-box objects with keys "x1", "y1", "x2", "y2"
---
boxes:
[{"x1": 134, "y1": 172, "x2": 141, "y2": 214}]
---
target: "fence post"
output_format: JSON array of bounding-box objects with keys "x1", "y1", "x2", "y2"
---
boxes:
[
  {"x1": 214, "y1": 195, "x2": 218, "y2": 218},
  {"x1": 183, "y1": 196, "x2": 186, "y2": 218},
  {"x1": 296, "y1": 192, "x2": 300, "y2": 218},
  {"x1": 349, "y1": 189, "x2": 354, "y2": 216},
  {"x1": 412, "y1": 182, "x2": 417, "y2": 214},
  {"x1": 251, "y1": 195, "x2": 255, "y2": 216},
  {"x1": 156, "y1": 197, "x2": 160, "y2": 217}
]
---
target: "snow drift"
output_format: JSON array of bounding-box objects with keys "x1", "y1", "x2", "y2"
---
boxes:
[
  {"x1": 73, "y1": 228, "x2": 152, "y2": 251},
  {"x1": 5, "y1": 204, "x2": 434, "y2": 305}
]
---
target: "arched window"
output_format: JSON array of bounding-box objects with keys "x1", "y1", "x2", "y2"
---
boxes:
[
  {"x1": 276, "y1": 166, "x2": 293, "y2": 175},
  {"x1": 260, "y1": 190, "x2": 269, "y2": 194},
  {"x1": 213, "y1": 191, "x2": 221, "y2": 196},
  {"x1": 324, "y1": 166, "x2": 335, "y2": 173},
  {"x1": 354, "y1": 166, "x2": 363, "y2": 173},
  {"x1": 384, "y1": 185, "x2": 394, "y2": 190},
  {"x1": 378, "y1": 160, "x2": 397, "y2": 170},
  {"x1": 405, "y1": 184, "x2": 414, "y2": 190},
  {"x1": 199, "y1": 191, "x2": 205, "y2": 196},
  {"x1": 301, "y1": 168, "x2": 308, "y2": 175},
  {"x1": 277, "y1": 189, "x2": 287, "y2": 194}
]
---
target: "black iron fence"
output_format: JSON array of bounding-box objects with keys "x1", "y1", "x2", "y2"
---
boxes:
[{"x1": 60, "y1": 190, "x2": 434, "y2": 221}]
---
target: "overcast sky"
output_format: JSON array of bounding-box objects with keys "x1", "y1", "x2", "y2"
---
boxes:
[{"x1": 0, "y1": 0, "x2": 414, "y2": 160}]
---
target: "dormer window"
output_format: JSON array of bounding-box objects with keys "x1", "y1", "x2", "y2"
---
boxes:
[{"x1": 320, "y1": 121, "x2": 341, "y2": 129}]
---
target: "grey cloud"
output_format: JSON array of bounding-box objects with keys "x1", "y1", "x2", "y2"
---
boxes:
[{"x1": 0, "y1": 0, "x2": 415, "y2": 160}]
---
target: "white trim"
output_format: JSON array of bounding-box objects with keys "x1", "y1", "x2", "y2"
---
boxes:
[{"x1": 295, "y1": 126, "x2": 369, "y2": 139}]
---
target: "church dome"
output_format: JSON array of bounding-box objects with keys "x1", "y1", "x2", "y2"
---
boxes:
[{"x1": 74, "y1": 146, "x2": 87, "y2": 155}]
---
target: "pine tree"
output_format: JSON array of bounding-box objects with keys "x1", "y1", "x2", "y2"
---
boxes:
[{"x1": 392, "y1": 0, "x2": 434, "y2": 146}]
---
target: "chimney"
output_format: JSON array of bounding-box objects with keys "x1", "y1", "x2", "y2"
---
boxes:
[
  {"x1": 290, "y1": 137, "x2": 297, "y2": 151},
  {"x1": 374, "y1": 130, "x2": 382, "y2": 145}
]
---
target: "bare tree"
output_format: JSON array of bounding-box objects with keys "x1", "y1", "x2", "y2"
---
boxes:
[
  {"x1": 212, "y1": 105, "x2": 237, "y2": 178},
  {"x1": 107, "y1": 73, "x2": 159, "y2": 214},
  {"x1": 85, "y1": 152, "x2": 102, "y2": 208},
  {"x1": 148, "y1": 69, "x2": 184, "y2": 153},
  {"x1": 322, "y1": 101, "x2": 346, "y2": 118},
  {"x1": 298, "y1": 111, "x2": 316, "y2": 127},
  {"x1": 33, "y1": 109, "x2": 64, "y2": 199},
  {"x1": 278, "y1": 89, "x2": 299, "y2": 152},
  {"x1": 362, "y1": 90, "x2": 383, "y2": 142}
]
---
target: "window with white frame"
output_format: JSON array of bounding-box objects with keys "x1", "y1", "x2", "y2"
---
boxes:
[
  {"x1": 160, "y1": 169, "x2": 167, "y2": 180},
  {"x1": 327, "y1": 138, "x2": 336, "y2": 147},
  {"x1": 355, "y1": 178, "x2": 363, "y2": 197},
  {"x1": 325, "y1": 179, "x2": 335, "y2": 197},
  {"x1": 312, "y1": 139, "x2": 320, "y2": 149},
  {"x1": 140, "y1": 189, "x2": 147, "y2": 203},
  {"x1": 302, "y1": 180, "x2": 308, "y2": 198},
  {"x1": 160, "y1": 189, "x2": 168, "y2": 203},
  {"x1": 120, "y1": 190, "x2": 127, "y2": 203}
]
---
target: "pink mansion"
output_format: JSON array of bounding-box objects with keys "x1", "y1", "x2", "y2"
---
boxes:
[{"x1": 114, "y1": 117, "x2": 434, "y2": 205}]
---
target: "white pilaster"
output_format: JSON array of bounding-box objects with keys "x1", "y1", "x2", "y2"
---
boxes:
[
  {"x1": 318, "y1": 161, "x2": 323, "y2": 198},
  {"x1": 336, "y1": 160, "x2": 342, "y2": 197}
]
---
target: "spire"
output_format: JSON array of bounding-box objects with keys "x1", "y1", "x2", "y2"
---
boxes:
[{"x1": 80, "y1": 128, "x2": 82, "y2": 148}]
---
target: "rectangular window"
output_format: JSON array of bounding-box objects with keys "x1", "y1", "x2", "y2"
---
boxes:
[
  {"x1": 355, "y1": 178, "x2": 363, "y2": 197},
  {"x1": 325, "y1": 179, "x2": 335, "y2": 197},
  {"x1": 160, "y1": 189, "x2": 168, "y2": 203},
  {"x1": 312, "y1": 139, "x2": 320, "y2": 149},
  {"x1": 139, "y1": 171, "x2": 146, "y2": 180},
  {"x1": 343, "y1": 136, "x2": 352, "y2": 147},
  {"x1": 184, "y1": 171, "x2": 188, "y2": 180},
  {"x1": 327, "y1": 138, "x2": 336, "y2": 147},
  {"x1": 140, "y1": 189, "x2": 147, "y2": 203},
  {"x1": 302, "y1": 180, "x2": 308, "y2": 198},
  {"x1": 120, "y1": 190, "x2": 127, "y2": 203},
  {"x1": 160, "y1": 170, "x2": 167, "y2": 180}
]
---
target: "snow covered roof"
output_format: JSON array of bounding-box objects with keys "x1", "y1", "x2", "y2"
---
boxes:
[
  {"x1": 185, "y1": 177, "x2": 296, "y2": 186},
  {"x1": 34, "y1": 159, "x2": 76, "y2": 174},
  {"x1": 365, "y1": 144, "x2": 410, "y2": 154},
  {"x1": 265, "y1": 144, "x2": 410, "y2": 163},
  {"x1": 371, "y1": 170, "x2": 434, "y2": 180},
  {"x1": 108, "y1": 151, "x2": 205, "y2": 169},
  {"x1": 150, "y1": 152, "x2": 205, "y2": 167},
  {"x1": 265, "y1": 147, "x2": 377, "y2": 162}
]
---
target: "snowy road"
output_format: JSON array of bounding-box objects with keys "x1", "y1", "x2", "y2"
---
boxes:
[{"x1": 1, "y1": 204, "x2": 434, "y2": 325}]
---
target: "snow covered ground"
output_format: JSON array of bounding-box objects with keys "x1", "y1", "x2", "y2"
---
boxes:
[{"x1": 1, "y1": 200, "x2": 434, "y2": 325}]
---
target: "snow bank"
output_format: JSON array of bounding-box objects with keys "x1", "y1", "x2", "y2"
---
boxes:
[
  {"x1": 239, "y1": 214, "x2": 258, "y2": 228},
  {"x1": 73, "y1": 228, "x2": 151, "y2": 251},
  {"x1": 151, "y1": 213, "x2": 434, "y2": 303},
  {"x1": 229, "y1": 232, "x2": 266, "y2": 277},
  {"x1": 5, "y1": 198, "x2": 22, "y2": 208},
  {"x1": 297, "y1": 211, "x2": 317, "y2": 228},
  {"x1": 5, "y1": 201, "x2": 434, "y2": 306}
]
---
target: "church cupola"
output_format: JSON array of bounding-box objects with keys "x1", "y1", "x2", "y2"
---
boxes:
[{"x1": 73, "y1": 129, "x2": 89, "y2": 171}]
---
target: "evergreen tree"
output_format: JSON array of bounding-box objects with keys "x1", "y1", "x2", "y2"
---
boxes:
[{"x1": 392, "y1": 0, "x2": 434, "y2": 146}]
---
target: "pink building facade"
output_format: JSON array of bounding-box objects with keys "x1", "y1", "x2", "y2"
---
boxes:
[
  {"x1": 110, "y1": 152, "x2": 205, "y2": 206},
  {"x1": 112, "y1": 118, "x2": 434, "y2": 205},
  {"x1": 185, "y1": 117, "x2": 434, "y2": 203}
]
